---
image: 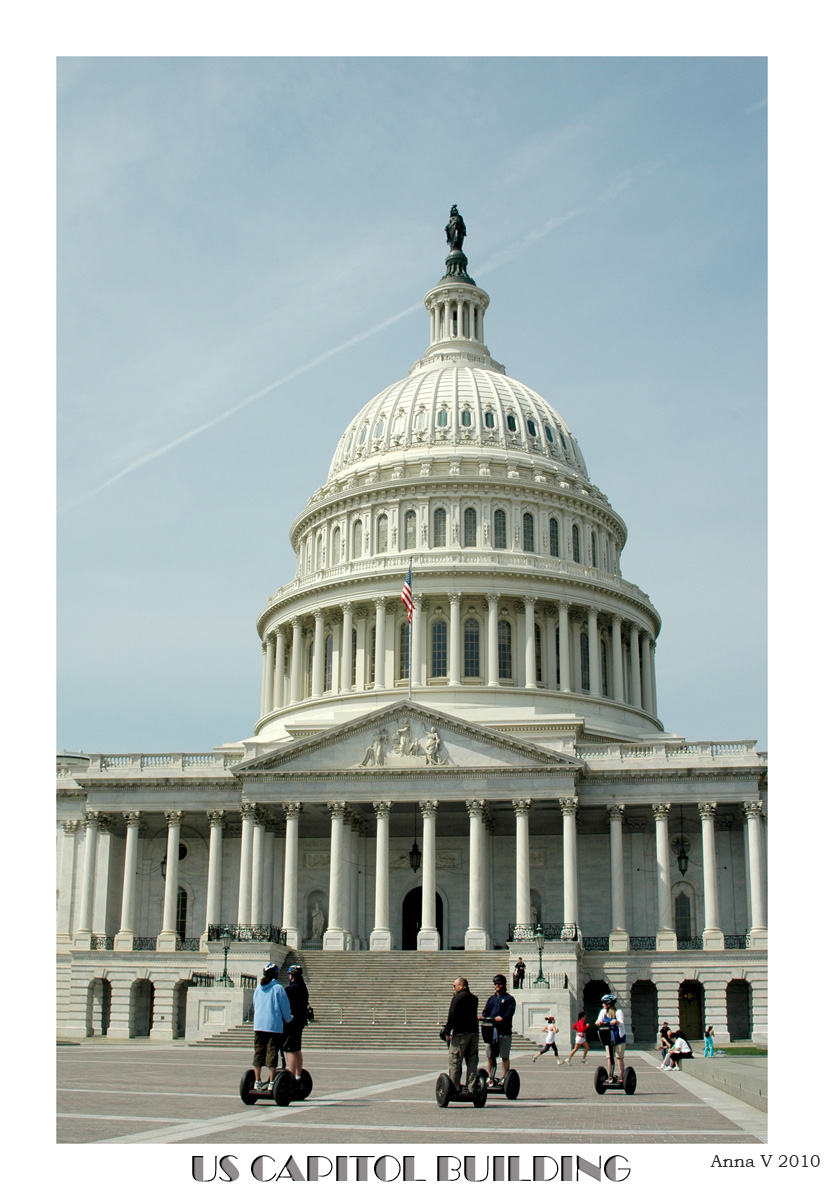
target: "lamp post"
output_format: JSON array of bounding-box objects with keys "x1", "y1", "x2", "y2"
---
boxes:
[
  {"x1": 534, "y1": 922, "x2": 549, "y2": 987},
  {"x1": 408, "y1": 806, "x2": 421, "y2": 873},
  {"x1": 219, "y1": 927, "x2": 234, "y2": 987}
]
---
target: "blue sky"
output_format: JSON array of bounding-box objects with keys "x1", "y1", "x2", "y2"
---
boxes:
[{"x1": 57, "y1": 57, "x2": 767, "y2": 751}]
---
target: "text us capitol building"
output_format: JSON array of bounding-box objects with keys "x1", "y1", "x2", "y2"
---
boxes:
[{"x1": 57, "y1": 210, "x2": 767, "y2": 1048}]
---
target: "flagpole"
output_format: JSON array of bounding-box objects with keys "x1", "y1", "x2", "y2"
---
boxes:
[{"x1": 408, "y1": 557, "x2": 413, "y2": 703}]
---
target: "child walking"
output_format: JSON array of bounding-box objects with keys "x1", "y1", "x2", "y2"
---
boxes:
[{"x1": 533, "y1": 1016, "x2": 560, "y2": 1062}]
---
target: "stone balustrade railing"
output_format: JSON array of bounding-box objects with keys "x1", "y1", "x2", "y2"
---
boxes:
[
  {"x1": 579, "y1": 740, "x2": 765, "y2": 763},
  {"x1": 80, "y1": 752, "x2": 245, "y2": 774}
]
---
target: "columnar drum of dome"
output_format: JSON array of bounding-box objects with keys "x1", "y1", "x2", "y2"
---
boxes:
[{"x1": 255, "y1": 212, "x2": 662, "y2": 746}]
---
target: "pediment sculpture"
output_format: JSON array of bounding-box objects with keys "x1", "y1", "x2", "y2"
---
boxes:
[{"x1": 359, "y1": 720, "x2": 446, "y2": 768}]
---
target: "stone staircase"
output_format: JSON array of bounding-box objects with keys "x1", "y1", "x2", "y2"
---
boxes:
[{"x1": 192, "y1": 951, "x2": 536, "y2": 1051}]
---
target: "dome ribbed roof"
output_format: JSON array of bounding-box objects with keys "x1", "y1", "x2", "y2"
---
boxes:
[{"x1": 327, "y1": 362, "x2": 588, "y2": 482}]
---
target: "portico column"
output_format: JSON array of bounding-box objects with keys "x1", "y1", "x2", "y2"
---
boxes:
[
  {"x1": 486, "y1": 593, "x2": 499, "y2": 687},
  {"x1": 273, "y1": 626, "x2": 286, "y2": 710},
  {"x1": 289, "y1": 619, "x2": 302, "y2": 704},
  {"x1": 448, "y1": 592, "x2": 462, "y2": 685},
  {"x1": 558, "y1": 601, "x2": 571, "y2": 692},
  {"x1": 263, "y1": 636, "x2": 275, "y2": 716},
  {"x1": 546, "y1": 608, "x2": 557, "y2": 690},
  {"x1": 524, "y1": 598, "x2": 537, "y2": 689},
  {"x1": 91, "y1": 815, "x2": 114, "y2": 936},
  {"x1": 312, "y1": 609, "x2": 325, "y2": 697},
  {"x1": 650, "y1": 640, "x2": 659, "y2": 716},
  {"x1": 57, "y1": 820, "x2": 80, "y2": 945},
  {"x1": 74, "y1": 812, "x2": 101, "y2": 948},
  {"x1": 587, "y1": 608, "x2": 600, "y2": 696},
  {"x1": 157, "y1": 810, "x2": 184, "y2": 950},
  {"x1": 512, "y1": 798, "x2": 532, "y2": 932},
  {"x1": 482, "y1": 808, "x2": 494, "y2": 935},
  {"x1": 653, "y1": 803, "x2": 677, "y2": 950},
  {"x1": 374, "y1": 597, "x2": 386, "y2": 689},
  {"x1": 341, "y1": 602, "x2": 354, "y2": 692},
  {"x1": 699, "y1": 802, "x2": 724, "y2": 950},
  {"x1": 743, "y1": 801, "x2": 768, "y2": 948},
  {"x1": 410, "y1": 594, "x2": 424, "y2": 687},
  {"x1": 324, "y1": 802, "x2": 348, "y2": 950},
  {"x1": 641, "y1": 632, "x2": 654, "y2": 712},
  {"x1": 607, "y1": 805, "x2": 629, "y2": 951},
  {"x1": 114, "y1": 812, "x2": 142, "y2": 951},
  {"x1": 370, "y1": 801, "x2": 393, "y2": 949},
  {"x1": 560, "y1": 798, "x2": 580, "y2": 939},
  {"x1": 629, "y1": 624, "x2": 642, "y2": 708},
  {"x1": 342, "y1": 810, "x2": 354, "y2": 948},
  {"x1": 261, "y1": 820, "x2": 275, "y2": 926},
  {"x1": 250, "y1": 810, "x2": 266, "y2": 924},
  {"x1": 237, "y1": 802, "x2": 256, "y2": 924},
  {"x1": 260, "y1": 640, "x2": 270, "y2": 718},
  {"x1": 417, "y1": 800, "x2": 440, "y2": 949},
  {"x1": 465, "y1": 800, "x2": 490, "y2": 949},
  {"x1": 281, "y1": 802, "x2": 303, "y2": 948},
  {"x1": 203, "y1": 810, "x2": 225, "y2": 939},
  {"x1": 611, "y1": 615, "x2": 624, "y2": 702}
]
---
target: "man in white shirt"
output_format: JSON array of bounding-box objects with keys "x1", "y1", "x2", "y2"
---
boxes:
[{"x1": 595, "y1": 992, "x2": 626, "y2": 1084}]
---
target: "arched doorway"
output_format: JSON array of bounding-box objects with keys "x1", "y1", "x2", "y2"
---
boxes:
[
  {"x1": 583, "y1": 979, "x2": 610, "y2": 1031},
  {"x1": 132, "y1": 979, "x2": 155, "y2": 1037},
  {"x1": 630, "y1": 980, "x2": 658, "y2": 1047},
  {"x1": 86, "y1": 978, "x2": 111, "y2": 1037},
  {"x1": 402, "y1": 887, "x2": 443, "y2": 950},
  {"x1": 174, "y1": 981, "x2": 190, "y2": 1039},
  {"x1": 677, "y1": 980, "x2": 705, "y2": 1040},
  {"x1": 726, "y1": 979, "x2": 753, "y2": 1041}
]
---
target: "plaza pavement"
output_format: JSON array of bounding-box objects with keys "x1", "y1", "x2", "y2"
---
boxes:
[{"x1": 57, "y1": 1044, "x2": 767, "y2": 1145}]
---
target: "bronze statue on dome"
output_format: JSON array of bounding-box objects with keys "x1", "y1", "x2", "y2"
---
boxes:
[{"x1": 445, "y1": 205, "x2": 467, "y2": 252}]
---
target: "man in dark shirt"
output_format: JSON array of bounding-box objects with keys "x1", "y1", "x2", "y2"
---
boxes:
[
  {"x1": 283, "y1": 964, "x2": 310, "y2": 1084},
  {"x1": 444, "y1": 977, "x2": 479, "y2": 1091},
  {"x1": 481, "y1": 974, "x2": 517, "y2": 1078}
]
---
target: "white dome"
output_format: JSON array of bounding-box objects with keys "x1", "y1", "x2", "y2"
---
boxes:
[{"x1": 327, "y1": 362, "x2": 588, "y2": 483}]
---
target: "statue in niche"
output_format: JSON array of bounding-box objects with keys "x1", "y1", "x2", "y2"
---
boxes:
[
  {"x1": 445, "y1": 205, "x2": 467, "y2": 252},
  {"x1": 361, "y1": 728, "x2": 388, "y2": 766},
  {"x1": 311, "y1": 903, "x2": 325, "y2": 938},
  {"x1": 424, "y1": 727, "x2": 443, "y2": 765}
]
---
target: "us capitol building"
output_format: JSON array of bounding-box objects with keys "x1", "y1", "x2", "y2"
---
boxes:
[{"x1": 57, "y1": 209, "x2": 767, "y2": 1047}]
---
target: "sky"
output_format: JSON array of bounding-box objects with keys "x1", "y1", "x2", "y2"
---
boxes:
[{"x1": 56, "y1": 56, "x2": 767, "y2": 752}]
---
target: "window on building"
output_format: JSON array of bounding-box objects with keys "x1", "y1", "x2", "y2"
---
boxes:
[
  {"x1": 374, "y1": 420, "x2": 384, "y2": 439},
  {"x1": 484, "y1": 411, "x2": 495, "y2": 429},
  {"x1": 544, "y1": 423, "x2": 554, "y2": 443},
  {"x1": 351, "y1": 629, "x2": 357, "y2": 687},
  {"x1": 464, "y1": 618, "x2": 480, "y2": 678},
  {"x1": 560, "y1": 430, "x2": 568, "y2": 450},
  {"x1": 581, "y1": 630, "x2": 590, "y2": 691},
  {"x1": 352, "y1": 520, "x2": 362, "y2": 558},
  {"x1": 674, "y1": 891, "x2": 693, "y2": 940},
  {"x1": 461, "y1": 409, "x2": 472, "y2": 427},
  {"x1": 464, "y1": 507, "x2": 477, "y2": 547},
  {"x1": 414, "y1": 409, "x2": 426, "y2": 431},
  {"x1": 307, "y1": 639, "x2": 314, "y2": 690},
  {"x1": 591, "y1": 530, "x2": 597, "y2": 566},
  {"x1": 176, "y1": 887, "x2": 187, "y2": 941},
  {"x1": 398, "y1": 622, "x2": 409, "y2": 681},
  {"x1": 494, "y1": 509, "x2": 507, "y2": 549},
  {"x1": 331, "y1": 527, "x2": 341, "y2": 566},
  {"x1": 498, "y1": 620, "x2": 513, "y2": 679},
  {"x1": 369, "y1": 626, "x2": 376, "y2": 684},
  {"x1": 376, "y1": 514, "x2": 388, "y2": 554},
  {"x1": 324, "y1": 633, "x2": 333, "y2": 692},
  {"x1": 555, "y1": 625, "x2": 561, "y2": 687},
  {"x1": 404, "y1": 510, "x2": 417, "y2": 550},
  {"x1": 523, "y1": 512, "x2": 535, "y2": 553},
  {"x1": 549, "y1": 517, "x2": 559, "y2": 558},
  {"x1": 437, "y1": 409, "x2": 448, "y2": 427},
  {"x1": 572, "y1": 523, "x2": 581, "y2": 563},
  {"x1": 431, "y1": 619, "x2": 447, "y2": 678},
  {"x1": 535, "y1": 623, "x2": 543, "y2": 683},
  {"x1": 527, "y1": 418, "x2": 537, "y2": 437},
  {"x1": 506, "y1": 413, "x2": 518, "y2": 432},
  {"x1": 433, "y1": 507, "x2": 447, "y2": 547},
  {"x1": 601, "y1": 639, "x2": 609, "y2": 697}
]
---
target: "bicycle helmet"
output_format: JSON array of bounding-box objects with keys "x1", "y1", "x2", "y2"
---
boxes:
[
  {"x1": 492, "y1": 974, "x2": 507, "y2": 986},
  {"x1": 287, "y1": 964, "x2": 302, "y2": 974},
  {"x1": 601, "y1": 992, "x2": 617, "y2": 1004},
  {"x1": 264, "y1": 962, "x2": 279, "y2": 975}
]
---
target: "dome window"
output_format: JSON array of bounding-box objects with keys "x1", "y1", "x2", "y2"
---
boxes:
[
  {"x1": 359, "y1": 426, "x2": 368, "y2": 445},
  {"x1": 433, "y1": 507, "x2": 447, "y2": 548},
  {"x1": 463, "y1": 618, "x2": 480, "y2": 678},
  {"x1": 437, "y1": 409, "x2": 449, "y2": 428},
  {"x1": 549, "y1": 517, "x2": 559, "y2": 558},
  {"x1": 580, "y1": 631, "x2": 590, "y2": 691},
  {"x1": 494, "y1": 509, "x2": 507, "y2": 549},
  {"x1": 484, "y1": 411, "x2": 496, "y2": 429},
  {"x1": 523, "y1": 512, "x2": 535, "y2": 553},
  {"x1": 461, "y1": 409, "x2": 472, "y2": 427},
  {"x1": 498, "y1": 619, "x2": 513, "y2": 679},
  {"x1": 375, "y1": 420, "x2": 384, "y2": 438},
  {"x1": 527, "y1": 418, "x2": 537, "y2": 437},
  {"x1": 572, "y1": 523, "x2": 581, "y2": 563},
  {"x1": 463, "y1": 508, "x2": 477, "y2": 547},
  {"x1": 376, "y1": 514, "x2": 388, "y2": 554},
  {"x1": 404, "y1": 510, "x2": 417, "y2": 550},
  {"x1": 431, "y1": 619, "x2": 447, "y2": 678},
  {"x1": 535, "y1": 623, "x2": 543, "y2": 684},
  {"x1": 544, "y1": 423, "x2": 554, "y2": 443},
  {"x1": 324, "y1": 634, "x2": 333, "y2": 692},
  {"x1": 414, "y1": 409, "x2": 427, "y2": 431},
  {"x1": 398, "y1": 623, "x2": 410, "y2": 681},
  {"x1": 352, "y1": 520, "x2": 363, "y2": 559},
  {"x1": 560, "y1": 431, "x2": 568, "y2": 450},
  {"x1": 506, "y1": 414, "x2": 518, "y2": 433}
]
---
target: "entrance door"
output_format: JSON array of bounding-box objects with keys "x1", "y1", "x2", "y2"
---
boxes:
[{"x1": 402, "y1": 887, "x2": 444, "y2": 949}]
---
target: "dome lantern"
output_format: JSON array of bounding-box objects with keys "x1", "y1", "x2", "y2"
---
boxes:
[{"x1": 421, "y1": 206, "x2": 497, "y2": 371}]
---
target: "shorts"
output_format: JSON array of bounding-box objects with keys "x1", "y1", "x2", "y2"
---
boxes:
[
  {"x1": 282, "y1": 1023, "x2": 303, "y2": 1053},
  {"x1": 575, "y1": 1033, "x2": 587, "y2": 1045},
  {"x1": 488, "y1": 1033, "x2": 512, "y2": 1059},
  {"x1": 253, "y1": 1030, "x2": 284, "y2": 1069},
  {"x1": 613, "y1": 1041, "x2": 625, "y2": 1059}
]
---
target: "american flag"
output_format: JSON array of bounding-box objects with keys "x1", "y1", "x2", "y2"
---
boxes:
[{"x1": 401, "y1": 564, "x2": 415, "y2": 623}]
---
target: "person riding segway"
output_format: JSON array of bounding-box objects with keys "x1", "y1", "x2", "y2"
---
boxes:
[
  {"x1": 478, "y1": 974, "x2": 520, "y2": 1099},
  {"x1": 435, "y1": 977, "x2": 487, "y2": 1107},
  {"x1": 282, "y1": 963, "x2": 313, "y2": 1100},
  {"x1": 239, "y1": 962, "x2": 295, "y2": 1106},
  {"x1": 592, "y1": 993, "x2": 636, "y2": 1096}
]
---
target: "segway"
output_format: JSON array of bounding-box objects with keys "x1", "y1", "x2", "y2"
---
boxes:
[
  {"x1": 593, "y1": 1026, "x2": 637, "y2": 1096},
  {"x1": 435, "y1": 1072, "x2": 488, "y2": 1108},
  {"x1": 240, "y1": 1067, "x2": 295, "y2": 1106},
  {"x1": 278, "y1": 1044, "x2": 313, "y2": 1101},
  {"x1": 478, "y1": 1019, "x2": 521, "y2": 1099}
]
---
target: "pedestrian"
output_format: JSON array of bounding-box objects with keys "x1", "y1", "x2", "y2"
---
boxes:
[
  {"x1": 657, "y1": 1021, "x2": 675, "y2": 1061},
  {"x1": 512, "y1": 956, "x2": 526, "y2": 990},
  {"x1": 666, "y1": 1030, "x2": 694, "y2": 1071},
  {"x1": 703, "y1": 1024, "x2": 715, "y2": 1057},
  {"x1": 533, "y1": 1015, "x2": 560, "y2": 1062},
  {"x1": 481, "y1": 974, "x2": 516, "y2": 1079},
  {"x1": 442, "y1": 977, "x2": 480, "y2": 1093},
  {"x1": 251, "y1": 962, "x2": 292, "y2": 1092},
  {"x1": 563, "y1": 1010, "x2": 589, "y2": 1064}
]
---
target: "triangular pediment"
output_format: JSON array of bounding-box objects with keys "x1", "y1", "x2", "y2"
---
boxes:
[{"x1": 234, "y1": 701, "x2": 581, "y2": 776}]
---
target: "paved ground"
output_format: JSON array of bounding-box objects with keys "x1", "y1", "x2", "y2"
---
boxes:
[{"x1": 57, "y1": 1043, "x2": 767, "y2": 1145}]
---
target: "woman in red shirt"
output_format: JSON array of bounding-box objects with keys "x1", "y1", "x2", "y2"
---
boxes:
[{"x1": 562, "y1": 1011, "x2": 589, "y2": 1065}]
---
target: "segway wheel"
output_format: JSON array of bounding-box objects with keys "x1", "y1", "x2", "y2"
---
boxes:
[
  {"x1": 240, "y1": 1069, "x2": 258, "y2": 1105},
  {"x1": 502, "y1": 1068, "x2": 521, "y2": 1100},
  {"x1": 623, "y1": 1066, "x2": 637, "y2": 1095},
  {"x1": 477, "y1": 1068, "x2": 489, "y2": 1083},
  {"x1": 594, "y1": 1066, "x2": 609, "y2": 1095},
  {"x1": 436, "y1": 1072, "x2": 454, "y2": 1108},
  {"x1": 472, "y1": 1076, "x2": 488, "y2": 1108},
  {"x1": 271, "y1": 1069, "x2": 294, "y2": 1107},
  {"x1": 293, "y1": 1068, "x2": 313, "y2": 1100}
]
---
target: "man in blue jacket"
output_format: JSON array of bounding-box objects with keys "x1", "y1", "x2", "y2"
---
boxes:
[
  {"x1": 481, "y1": 974, "x2": 516, "y2": 1079},
  {"x1": 251, "y1": 962, "x2": 292, "y2": 1092}
]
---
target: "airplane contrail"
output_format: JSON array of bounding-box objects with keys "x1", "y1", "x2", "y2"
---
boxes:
[{"x1": 59, "y1": 162, "x2": 666, "y2": 514}]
